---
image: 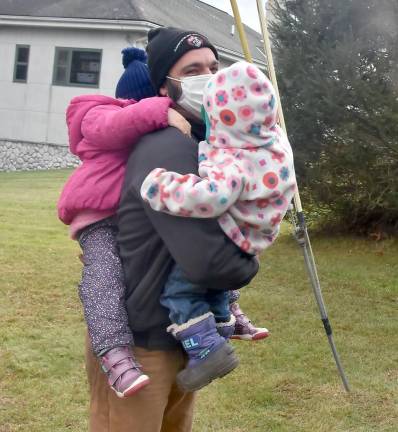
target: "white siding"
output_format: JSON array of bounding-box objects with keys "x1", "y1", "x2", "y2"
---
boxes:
[{"x1": 0, "y1": 26, "x2": 144, "y2": 145}]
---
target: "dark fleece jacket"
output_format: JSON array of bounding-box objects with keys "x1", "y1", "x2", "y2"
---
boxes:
[{"x1": 117, "y1": 124, "x2": 259, "y2": 350}]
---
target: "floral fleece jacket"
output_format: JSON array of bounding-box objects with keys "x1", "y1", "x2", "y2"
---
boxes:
[{"x1": 141, "y1": 61, "x2": 296, "y2": 255}]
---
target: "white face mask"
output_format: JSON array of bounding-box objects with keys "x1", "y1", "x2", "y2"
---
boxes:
[{"x1": 167, "y1": 74, "x2": 212, "y2": 118}]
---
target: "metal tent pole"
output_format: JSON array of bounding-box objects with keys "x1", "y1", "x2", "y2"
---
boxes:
[
  {"x1": 229, "y1": 0, "x2": 253, "y2": 62},
  {"x1": 229, "y1": 0, "x2": 350, "y2": 392}
]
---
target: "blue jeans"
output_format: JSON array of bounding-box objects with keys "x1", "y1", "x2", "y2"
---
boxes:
[{"x1": 161, "y1": 265, "x2": 230, "y2": 325}]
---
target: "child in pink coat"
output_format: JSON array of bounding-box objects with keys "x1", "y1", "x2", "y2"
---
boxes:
[{"x1": 57, "y1": 48, "x2": 190, "y2": 398}]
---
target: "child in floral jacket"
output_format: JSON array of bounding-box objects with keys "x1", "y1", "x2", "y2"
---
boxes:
[{"x1": 141, "y1": 61, "x2": 296, "y2": 391}]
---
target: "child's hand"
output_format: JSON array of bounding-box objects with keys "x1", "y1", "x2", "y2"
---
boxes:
[{"x1": 168, "y1": 108, "x2": 191, "y2": 136}]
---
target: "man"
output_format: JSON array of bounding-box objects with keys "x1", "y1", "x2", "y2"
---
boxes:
[{"x1": 86, "y1": 27, "x2": 258, "y2": 432}]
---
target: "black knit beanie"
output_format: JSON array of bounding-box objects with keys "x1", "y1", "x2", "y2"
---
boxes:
[{"x1": 146, "y1": 27, "x2": 218, "y2": 93}]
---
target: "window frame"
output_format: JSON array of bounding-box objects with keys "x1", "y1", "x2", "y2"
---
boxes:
[
  {"x1": 52, "y1": 47, "x2": 102, "y2": 88},
  {"x1": 13, "y1": 44, "x2": 30, "y2": 83}
]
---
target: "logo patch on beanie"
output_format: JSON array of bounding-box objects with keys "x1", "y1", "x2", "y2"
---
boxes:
[
  {"x1": 174, "y1": 33, "x2": 205, "y2": 52},
  {"x1": 187, "y1": 35, "x2": 204, "y2": 48}
]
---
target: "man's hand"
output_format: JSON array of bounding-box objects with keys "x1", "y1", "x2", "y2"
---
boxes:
[{"x1": 168, "y1": 108, "x2": 191, "y2": 136}]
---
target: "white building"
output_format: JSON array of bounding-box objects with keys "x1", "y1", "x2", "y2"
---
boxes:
[{"x1": 0, "y1": 0, "x2": 265, "y2": 171}]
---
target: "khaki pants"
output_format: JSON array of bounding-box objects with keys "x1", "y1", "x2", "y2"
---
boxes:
[{"x1": 85, "y1": 336, "x2": 196, "y2": 432}]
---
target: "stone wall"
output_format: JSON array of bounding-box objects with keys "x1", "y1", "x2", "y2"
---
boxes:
[{"x1": 0, "y1": 140, "x2": 80, "y2": 171}]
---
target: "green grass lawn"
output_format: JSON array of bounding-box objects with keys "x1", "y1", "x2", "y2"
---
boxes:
[{"x1": 0, "y1": 170, "x2": 397, "y2": 432}]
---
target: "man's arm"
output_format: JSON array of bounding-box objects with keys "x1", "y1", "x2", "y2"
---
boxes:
[{"x1": 123, "y1": 127, "x2": 258, "y2": 290}]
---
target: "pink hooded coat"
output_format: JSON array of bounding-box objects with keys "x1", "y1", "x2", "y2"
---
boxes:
[{"x1": 57, "y1": 95, "x2": 171, "y2": 235}]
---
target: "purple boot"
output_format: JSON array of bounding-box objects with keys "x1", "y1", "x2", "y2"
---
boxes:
[
  {"x1": 230, "y1": 302, "x2": 270, "y2": 341},
  {"x1": 168, "y1": 313, "x2": 239, "y2": 392},
  {"x1": 100, "y1": 346, "x2": 150, "y2": 398}
]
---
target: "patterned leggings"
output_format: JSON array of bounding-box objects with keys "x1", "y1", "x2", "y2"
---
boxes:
[
  {"x1": 228, "y1": 288, "x2": 240, "y2": 304},
  {"x1": 78, "y1": 218, "x2": 133, "y2": 355}
]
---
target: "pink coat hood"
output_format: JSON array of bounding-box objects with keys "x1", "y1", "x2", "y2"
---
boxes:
[
  {"x1": 67, "y1": 95, "x2": 134, "y2": 158},
  {"x1": 57, "y1": 94, "x2": 171, "y2": 226}
]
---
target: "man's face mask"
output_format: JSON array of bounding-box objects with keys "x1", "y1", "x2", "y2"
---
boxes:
[{"x1": 166, "y1": 74, "x2": 212, "y2": 119}]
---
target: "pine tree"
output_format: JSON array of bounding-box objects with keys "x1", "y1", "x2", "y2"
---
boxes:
[{"x1": 270, "y1": 0, "x2": 398, "y2": 233}]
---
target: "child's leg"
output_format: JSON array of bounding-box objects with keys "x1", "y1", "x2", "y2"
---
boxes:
[
  {"x1": 79, "y1": 220, "x2": 133, "y2": 353},
  {"x1": 79, "y1": 219, "x2": 149, "y2": 397},
  {"x1": 161, "y1": 265, "x2": 238, "y2": 392},
  {"x1": 228, "y1": 289, "x2": 241, "y2": 304},
  {"x1": 228, "y1": 290, "x2": 270, "y2": 341},
  {"x1": 160, "y1": 264, "x2": 209, "y2": 325},
  {"x1": 206, "y1": 290, "x2": 236, "y2": 339}
]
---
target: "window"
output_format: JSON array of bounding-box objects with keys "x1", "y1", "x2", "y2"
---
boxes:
[
  {"x1": 14, "y1": 45, "x2": 30, "y2": 83},
  {"x1": 53, "y1": 47, "x2": 102, "y2": 87}
]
